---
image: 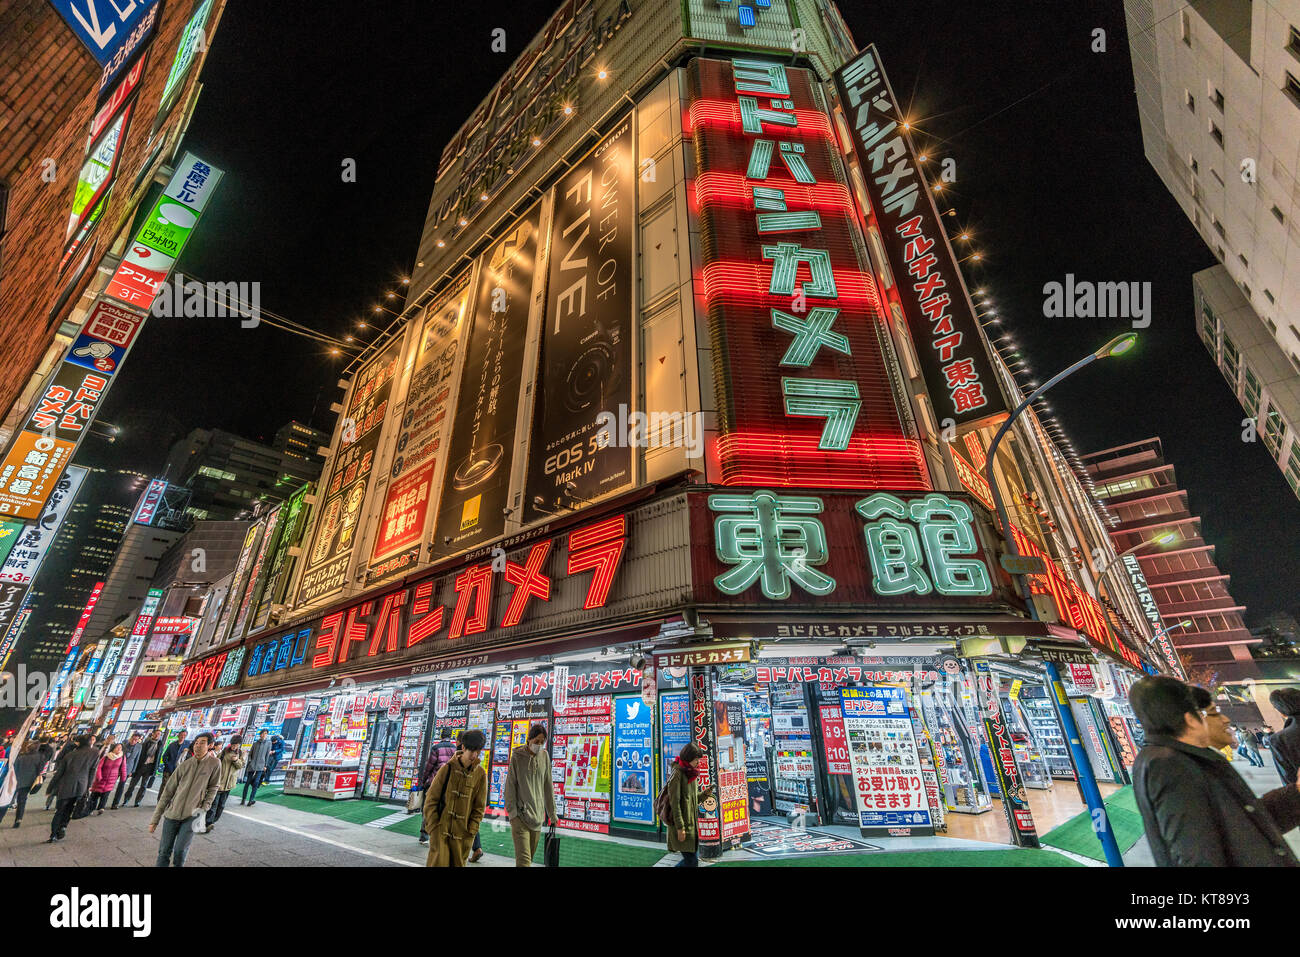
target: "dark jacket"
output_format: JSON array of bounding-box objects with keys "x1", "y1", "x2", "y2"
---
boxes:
[
  {"x1": 161, "y1": 739, "x2": 186, "y2": 773},
  {"x1": 13, "y1": 751, "x2": 45, "y2": 789},
  {"x1": 268, "y1": 737, "x2": 285, "y2": 770},
  {"x1": 666, "y1": 761, "x2": 702, "y2": 854},
  {"x1": 1133, "y1": 735, "x2": 1300, "y2": 867},
  {"x1": 136, "y1": 738, "x2": 161, "y2": 774},
  {"x1": 246, "y1": 738, "x2": 272, "y2": 777},
  {"x1": 1272, "y1": 717, "x2": 1300, "y2": 787},
  {"x1": 121, "y1": 740, "x2": 143, "y2": 775},
  {"x1": 46, "y1": 744, "x2": 98, "y2": 800}
]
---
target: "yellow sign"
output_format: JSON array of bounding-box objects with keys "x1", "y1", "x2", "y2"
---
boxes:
[
  {"x1": 460, "y1": 494, "x2": 481, "y2": 531},
  {"x1": 1009, "y1": 680, "x2": 1022, "y2": 700}
]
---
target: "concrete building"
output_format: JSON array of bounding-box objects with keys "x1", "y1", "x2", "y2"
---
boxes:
[
  {"x1": 16, "y1": 467, "x2": 147, "y2": 673},
  {"x1": 1125, "y1": 0, "x2": 1300, "y2": 495},
  {"x1": 1194, "y1": 264, "x2": 1300, "y2": 494},
  {"x1": 164, "y1": 425, "x2": 323, "y2": 520},
  {"x1": 1082, "y1": 437, "x2": 1259, "y2": 680},
  {"x1": 0, "y1": 0, "x2": 228, "y2": 440}
]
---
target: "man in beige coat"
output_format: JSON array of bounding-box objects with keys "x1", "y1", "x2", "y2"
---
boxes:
[
  {"x1": 149, "y1": 732, "x2": 220, "y2": 867},
  {"x1": 504, "y1": 724, "x2": 557, "y2": 867}
]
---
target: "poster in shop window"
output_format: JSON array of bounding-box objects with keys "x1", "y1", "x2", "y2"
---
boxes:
[
  {"x1": 613, "y1": 695, "x2": 654, "y2": 824},
  {"x1": 551, "y1": 695, "x2": 612, "y2": 833},
  {"x1": 522, "y1": 116, "x2": 635, "y2": 523},
  {"x1": 299, "y1": 335, "x2": 404, "y2": 604},
  {"x1": 659, "y1": 691, "x2": 691, "y2": 786},
  {"x1": 431, "y1": 205, "x2": 542, "y2": 559},
  {"x1": 840, "y1": 687, "x2": 933, "y2": 836},
  {"x1": 714, "y1": 698, "x2": 750, "y2": 841}
]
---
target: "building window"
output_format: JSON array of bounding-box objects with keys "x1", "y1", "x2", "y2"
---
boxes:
[
  {"x1": 1264, "y1": 405, "x2": 1285, "y2": 453},
  {"x1": 1210, "y1": 168, "x2": 1224, "y2": 187},
  {"x1": 1241, "y1": 281, "x2": 1251, "y2": 299},
  {"x1": 1222, "y1": 334, "x2": 1240, "y2": 383},
  {"x1": 1240, "y1": 253, "x2": 1249, "y2": 268},
  {"x1": 1211, "y1": 215, "x2": 1226, "y2": 239},
  {"x1": 1266, "y1": 288, "x2": 1276, "y2": 304},
  {"x1": 1286, "y1": 71, "x2": 1300, "y2": 109},
  {"x1": 1209, "y1": 84, "x2": 1224, "y2": 111},
  {"x1": 1290, "y1": 26, "x2": 1300, "y2": 59},
  {"x1": 1200, "y1": 301, "x2": 1218, "y2": 343},
  {"x1": 1215, "y1": 244, "x2": 1226, "y2": 260},
  {"x1": 1181, "y1": 10, "x2": 1192, "y2": 45},
  {"x1": 1185, "y1": 89, "x2": 1196, "y2": 112},
  {"x1": 1243, "y1": 368, "x2": 1261, "y2": 415},
  {"x1": 1209, "y1": 120, "x2": 1224, "y2": 147},
  {"x1": 1266, "y1": 317, "x2": 1278, "y2": 335},
  {"x1": 1189, "y1": 154, "x2": 1199, "y2": 174},
  {"x1": 1272, "y1": 204, "x2": 1286, "y2": 224}
]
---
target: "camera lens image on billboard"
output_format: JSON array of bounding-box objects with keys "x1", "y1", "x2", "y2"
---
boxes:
[
  {"x1": 524, "y1": 116, "x2": 634, "y2": 523},
  {"x1": 431, "y1": 205, "x2": 543, "y2": 559}
]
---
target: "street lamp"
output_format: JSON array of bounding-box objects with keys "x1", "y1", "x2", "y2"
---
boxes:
[{"x1": 982, "y1": 332, "x2": 1137, "y2": 868}]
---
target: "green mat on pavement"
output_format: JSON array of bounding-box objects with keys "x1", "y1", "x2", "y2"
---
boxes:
[
  {"x1": 382, "y1": 813, "x2": 668, "y2": 866},
  {"x1": 714, "y1": 847, "x2": 1084, "y2": 867},
  {"x1": 1041, "y1": 786, "x2": 1145, "y2": 862},
  {"x1": 245, "y1": 785, "x2": 402, "y2": 826}
]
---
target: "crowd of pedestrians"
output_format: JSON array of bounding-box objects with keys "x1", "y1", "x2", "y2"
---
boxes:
[{"x1": 0, "y1": 726, "x2": 286, "y2": 866}]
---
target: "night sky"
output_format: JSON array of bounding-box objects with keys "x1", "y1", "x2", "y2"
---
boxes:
[{"x1": 84, "y1": 0, "x2": 1300, "y2": 623}]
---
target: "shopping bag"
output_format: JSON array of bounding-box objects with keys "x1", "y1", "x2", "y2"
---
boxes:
[
  {"x1": 406, "y1": 787, "x2": 422, "y2": 813},
  {"x1": 544, "y1": 825, "x2": 560, "y2": 867},
  {"x1": 191, "y1": 811, "x2": 207, "y2": 834}
]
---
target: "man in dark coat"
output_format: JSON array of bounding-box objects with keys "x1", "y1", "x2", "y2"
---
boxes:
[
  {"x1": 45, "y1": 735, "x2": 99, "y2": 843},
  {"x1": 1269, "y1": 688, "x2": 1300, "y2": 786},
  {"x1": 123, "y1": 730, "x2": 162, "y2": 807},
  {"x1": 1130, "y1": 676, "x2": 1300, "y2": 867},
  {"x1": 159, "y1": 731, "x2": 187, "y2": 795}
]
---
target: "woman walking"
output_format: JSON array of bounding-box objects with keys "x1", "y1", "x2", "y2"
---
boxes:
[
  {"x1": 666, "y1": 743, "x2": 712, "y2": 867},
  {"x1": 88, "y1": 742, "x2": 128, "y2": 815},
  {"x1": 0, "y1": 742, "x2": 45, "y2": 827}
]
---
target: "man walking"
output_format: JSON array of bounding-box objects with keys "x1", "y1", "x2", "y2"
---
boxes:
[
  {"x1": 422, "y1": 729, "x2": 487, "y2": 867},
  {"x1": 149, "y1": 732, "x2": 220, "y2": 867},
  {"x1": 503, "y1": 723, "x2": 556, "y2": 866},
  {"x1": 1269, "y1": 688, "x2": 1300, "y2": 786},
  {"x1": 124, "y1": 730, "x2": 163, "y2": 807},
  {"x1": 44, "y1": 735, "x2": 98, "y2": 843},
  {"x1": 159, "y1": 731, "x2": 187, "y2": 795},
  {"x1": 1130, "y1": 676, "x2": 1300, "y2": 867},
  {"x1": 241, "y1": 730, "x2": 271, "y2": 805},
  {"x1": 417, "y1": 729, "x2": 458, "y2": 846}
]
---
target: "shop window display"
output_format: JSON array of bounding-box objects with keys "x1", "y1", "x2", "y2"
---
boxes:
[
  {"x1": 1018, "y1": 690, "x2": 1075, "y2": 779},
  {"x1": 917, "y1": 681, "x2": 993, "y2": 814}
]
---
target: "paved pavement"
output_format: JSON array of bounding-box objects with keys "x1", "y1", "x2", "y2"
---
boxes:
[
  {"x1": 1123, "y1": 748, "x2": 1300, "y2": 866},
  {"x1": 0, "y1": 788, "x2": 518, "y2": 868}
]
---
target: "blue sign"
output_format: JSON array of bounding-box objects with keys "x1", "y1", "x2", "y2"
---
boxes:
[
  {"x1": 659, "y1": 691, "x2": 691, "y2": 784},
  {"x1": 613, "y1": 695, "x2": 654, "y2": 824},
  {"x1": 65, "y1": 331, "x2": 127, "y2": 375},
  {"x1": 48, "y1": 0, "x2": 162, "y2": 66}
]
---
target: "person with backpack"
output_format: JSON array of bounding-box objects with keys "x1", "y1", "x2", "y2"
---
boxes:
[
  {"x1": 418, "y1": 729, "x2": 459, "y2": 846},
  {"x1": 422, "y1": 729, "x2": 487, "y2": 867},
  {"x1": 661, "y1": 743, "x2": 713, "y2": 867}
]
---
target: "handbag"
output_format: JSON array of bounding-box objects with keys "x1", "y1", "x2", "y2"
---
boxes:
[
  {"x1": 406, "y1": 786, "x2": 422, "y2": 814},
  {"x1": 544, "y1": 824, "x2": 561, "y2": 867}
]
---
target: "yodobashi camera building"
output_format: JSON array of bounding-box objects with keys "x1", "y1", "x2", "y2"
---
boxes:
[{"x1": 168, "y1": 0, "x2": 1166, "y2": 857}]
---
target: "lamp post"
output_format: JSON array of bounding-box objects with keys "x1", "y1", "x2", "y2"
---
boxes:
[{"x1": 981, "y1": 332, "x2": 1137, "y2": 868}]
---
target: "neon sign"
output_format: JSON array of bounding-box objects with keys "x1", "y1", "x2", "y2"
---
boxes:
[{"x1": 689, "y1": 56, "x2": 927, "y2": 489}]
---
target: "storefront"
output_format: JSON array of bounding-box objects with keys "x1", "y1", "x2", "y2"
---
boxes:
[{"x1": 164, "y1": 483, "x2": 1160, "y2": 851}]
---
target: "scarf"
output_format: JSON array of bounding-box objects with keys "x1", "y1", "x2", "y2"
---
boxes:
[{"x1": 674, "y1": 756, "x2": 699, "y2": 781}]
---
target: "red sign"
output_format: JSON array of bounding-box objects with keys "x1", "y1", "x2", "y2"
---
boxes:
[
  {"x1": 105, "y1": 243, "x2": 175, "y2": 309},
  {"x1": 371, "y1": 460, "x2": 435, "y2": 561},
  {"x1": 284, "y1": 698, "x2": 305, "y2": 720},
  {"x1": 66, "y1": 581, "x2": 105, "y2": 651},
  {"x1": 82, "y1": 299, "x2": 147, "y2": 349},
  {"x1": 819, "y1": 704, "x2": 850, "y2": 774},
  {"x1": 950, "y1": 447, "x2": 995, "y2": 511},
  {"x1": 687, "y1": 56, "x2": 926, "y2": 490}
]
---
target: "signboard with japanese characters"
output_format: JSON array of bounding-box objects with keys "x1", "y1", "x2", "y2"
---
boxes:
[
  {"x1": 834, "y1": 47, "x2": 1006, "y2": 432},
  {"x1": 840, "y1": 686, "x2": 933, "y2": 835},
  {"x1": 0, "y1": 467, "x2": 87, "y2": 585},
  {"x1": 976, "y1": 660, "x2": 1039, "y2": 845},
  {"x1": 686, "y1": 56, "x2": 927, "y2": 489},
  {"x1": 654, "y1": 642, "x2": 750, "y2": 669},
  {"x1": 48, "y1": 0, "x2": 162, "y2": 65},
  {"x1": 368, "y1": 270, "x2": 471, "y2": 583},
  {"x1": 693, "y1": 488, "x2": 1015, "y2": 611},
  {"x1": 612, "y1": 694, "x2": 654, "y2": 824},
  {"x1": 689, "y1": 668, "x2": 720, "y2": 845},
  {"x1": 523, "y1": 116, "x2": 635, "y2": 522},
  {"x1": 252, "y1": 482, "x2": 310, "y2": 629},
  {"x1": 0, "y1": 432, "x2": 79, "y2": 521},
  {"x1": 299, "y1": 335, "x2": 404, "y2": 605},
  {"x1": 432, "y1": 205, "x2": 543, "y2": 559},
  {"x1": 132, "y1": 478, "x2": 168, "y2": 525}
]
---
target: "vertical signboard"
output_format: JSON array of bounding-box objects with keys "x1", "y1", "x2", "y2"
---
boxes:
[
  {"x1": 230, "y1": 507, "x2": 280, "y2": 641},
  {"x1": 714, "y1": 697, "x2": 751, "y2": 841},
  {"x1": 1122, "y1": 553, "x2": 1184, "y2": 677},
  {"x1": 834, "y1": 47, "x2": 1005, "y2": 432},
  {"x1": 0, "y1": 521, "x2": 23, "y2": 568},
  {"x1": 299, "y1": 336, "x2": 404, "y2": 605},
  {"x1": 523, "y1": 116, "x2": 635, "y2": 521},
  {"x1": 252, "y1": 483, "x2": 310, "y2": 629},
  {"x1": 152, "y1": 0, "x2": 215, "y2": 129},
  {"x1": 840, "y1": 686, "x2": 933, "y2": 836},
  {"x1": 432, "y1": 206, "x2": 543, "y2": 558},
  {"x1": 213, "y1": 522, "x2": 262, "y2": 642},
  {"x1": 659, "y1": 690, "x2": 691, "y2": 787},
  {"x1": 131, "y1": 478, "x2": 168, "y2": 525},
  {"x1": 976, "y1": 662, "x2": 1039, "y2": 846},
  {"x1": 368, "y1": 272, "x2": 472, "y2": 583},
  {"x1": 686, "y1": 56, "x2": 927, "y2": 489},
  {"x1": 46, "y1": 0, "x2": 162, "y2": 65},
  {"x1": 0, "y1": 466, "x2": 87, "y2": 586},
  {"x1": 688, "y1": 668, "x2": 720, "y2": 846},
  {"x1": 111, "y1": 587, "x2": 164, "y2": 682}
]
